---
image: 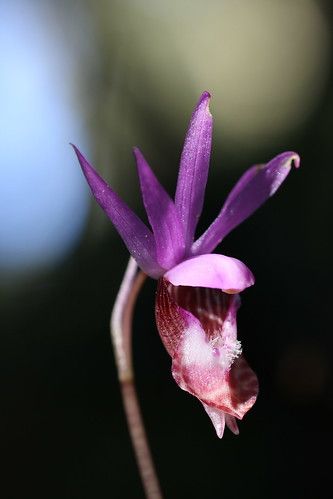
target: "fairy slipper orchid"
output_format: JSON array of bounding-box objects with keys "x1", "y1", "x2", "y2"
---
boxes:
[{"x1": 72, "y1": 91, "x2": 299, "y2": 438}]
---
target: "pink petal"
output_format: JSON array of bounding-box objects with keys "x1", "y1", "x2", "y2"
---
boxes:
[
  {"x1": 201, "y1": 405, "x2": 239, "y2": 437},
  {"x1": 164, "y1": 253, "x2": 254, "y2": 292},
  {"x1": 155, "y1": 279, "x2": 258, "y2": 436},
  {"x1": 225, "y1": 414, "x2": 240, "y2": 435},
  {"x1": 134, "y1": 147, "x2": 185, "y2": 269},
  {"x1": 172, "y1": 328, "x2": 258, "y2": 419},
  {"x1": 202, "y1": 403, "x2": 226, "y2": 438},
  {"x1": 192, "y1": 151, "x2": 300, "y2": 255},
  {"x1": 175, "y1": 91, "x2": 213, "y2": 250}
]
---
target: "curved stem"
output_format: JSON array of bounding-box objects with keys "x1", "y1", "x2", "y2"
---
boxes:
[{"x1": 110, "y1": 257, "x2": 163, "y2": 499}]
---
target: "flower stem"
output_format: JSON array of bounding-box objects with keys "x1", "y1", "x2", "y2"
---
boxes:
[{"x1": 110, "y1": 257, "x2": 163, "y2": 499}]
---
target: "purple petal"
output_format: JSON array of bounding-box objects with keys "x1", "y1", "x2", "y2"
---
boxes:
[
  {"x1": 134, "y1": 148, "x2": 185, "y2": 270},
  {"x1": 192, "y1": 151, "x2": 300, "y2": 255},
  {"x1": 164, "y1": 253, "x2": 254, "y2": 292},
  {"x1": 72, "y1": 145, "x2": 163, "y2": 278},
  {"x1": 175, "y1": 92, "x2": 213, "y2": 250}
]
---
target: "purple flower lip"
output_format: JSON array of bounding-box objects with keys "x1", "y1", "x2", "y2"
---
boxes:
[{"x1": 72, "y1": 91, "x2": 300, "y2": 287}]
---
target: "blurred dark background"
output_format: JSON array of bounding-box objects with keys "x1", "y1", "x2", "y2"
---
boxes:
[{"x1": 1, "y1": 1, "x2": 332, "y2": 498}]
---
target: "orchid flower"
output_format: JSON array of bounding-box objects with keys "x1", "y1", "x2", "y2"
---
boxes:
[{"x1": 73, "y1": 92, "x2": 300, "y2": 438}]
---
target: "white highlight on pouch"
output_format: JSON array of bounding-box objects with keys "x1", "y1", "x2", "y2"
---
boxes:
[{"x1": 182, "y1": 325, "x2": 242, "y2": 371}]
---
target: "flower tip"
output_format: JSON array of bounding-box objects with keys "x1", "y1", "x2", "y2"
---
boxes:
[
  {"x1": 291, "y1": 153, "x2": 301, "y2": 169},
  {"x1": 198, "y1": 90, "x2": 211, "y2": 109},
  {"x1": 70, "y1": 142, "x2": 78, "y2": 154},
  {"x1": 216, "y1": 429, "x2": 224, "y2": 439},
  {"x1": 193, "y1": 91, "x2": 212, "y2": 123},
  {"x1": 233, "y1": 427, "x2": 240, "y2": 436},
  {"x1": 70, "y1": 143, "x2": 85, "y2": 162},
  {"x1": 132, "y1": 146, "x2": 141, "y2": 159},
  {"x1": 201, "y1": 90, "x2": 211, "y2": 99},
  {"x1": 281, "y1": 151, "x2": 300, "y2": 169},
  {"x1": 70, "y1": 144, "x2": 93, "y2": 177},
  {"x1": 71, "y1": 145, "x2": 105, "y2": 193},
  {"x1": 133, "y1": 147, "x2": 149, "y2": 167}
]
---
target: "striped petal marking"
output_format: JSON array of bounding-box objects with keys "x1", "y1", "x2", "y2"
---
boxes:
[{"x1": 155, "y1": 279, "x2": 258, "y2": 437}]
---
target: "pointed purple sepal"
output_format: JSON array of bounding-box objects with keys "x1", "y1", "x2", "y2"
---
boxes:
[
  {"x1": 72, "y1": 145, "x2": 163, "y2": 278},
  {"x1": 192, "y1": 151, "x2": 300, "y2": 255},
  {"x1": 175, "y1": 91, "x2": 213, "y2": 250},
  {"x1": 134, "y1": 147, "x2": 185, "y2": 270}
]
